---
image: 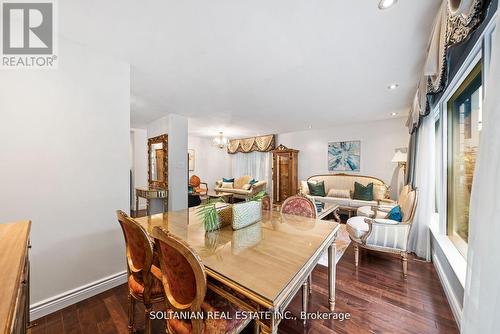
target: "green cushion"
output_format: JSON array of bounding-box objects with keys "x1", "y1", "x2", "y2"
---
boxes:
[
  {"x1": 353, "y1": 182, "x2": 374, "y2": 201},
  {"x1": 308, "y1": 181, "x2": 326, "y2": 197}
]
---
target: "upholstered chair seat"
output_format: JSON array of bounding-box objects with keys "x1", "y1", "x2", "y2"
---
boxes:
[
  {"x1": 346, "y1": 216, "x2": 370, "y2": 240},
  {"x1": 167, "y1": 289, "x2": 249, "y2": 334},
  {"x1": 127, "y1": 265, "x2": 164, "y2": 299}
]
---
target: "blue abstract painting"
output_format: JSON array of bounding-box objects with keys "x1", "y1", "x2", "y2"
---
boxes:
[{"x1": 328, "y1": 141, "x2": 360, "y2": 172}]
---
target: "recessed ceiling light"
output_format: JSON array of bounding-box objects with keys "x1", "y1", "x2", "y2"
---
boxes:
[
  {"x1": 391, "y1": 112, "x2": 398, "y2": 116},
  {"x1": 378, "y1": 0, "x2": 398, "y2": 10},
  {"x1": 388, "y1": 83, "x2": 399, "y2": 90}
]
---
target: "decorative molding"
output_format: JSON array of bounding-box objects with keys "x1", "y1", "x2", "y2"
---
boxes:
[
  {"x1": 432, "y1": 252, "x2": 463, "y2": 330},
  {"x1": 30, "y1": 271, "x2": 127, "y2": 320},
  {"x1": 227, "y1": 134, "x2": 275, "y2": 154},
  {"x1": 271, "y1": 144, "x2": 299, "y2": 153},
  {"x1": 447, "y1": 0, "x2": 484, "y2": 45}
]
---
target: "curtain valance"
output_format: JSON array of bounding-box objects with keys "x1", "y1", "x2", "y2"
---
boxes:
[
  {"x1": 227, "y1": 134, "x2": 275, "y2": 154},
  {"x1": 406, "y1": 0, "x2": 485, "y2": 133}
]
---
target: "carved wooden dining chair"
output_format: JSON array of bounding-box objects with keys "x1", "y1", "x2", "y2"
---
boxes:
[
  {"x1": 152, "y1": 226, "x2": 251, "y2": 334},
  {"x1": 280, "y1": 195, "x2": 317, "y2": 219},
  {"x1": 279, "y1": 195, "x2": 318, "y2": 316},
  {"x1": 116, "y1": 210, "x2": 165, "y2": 334}
]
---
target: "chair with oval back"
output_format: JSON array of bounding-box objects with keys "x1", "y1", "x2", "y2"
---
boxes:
[
  {"x1": 279, "y1": 195, "x2": 318, "y2": 319},
  {"x1": 152, "y1": 226, "x2": 251, "y2": 334},
  {"x1": 280, "y1": 195, "x2": 317, "y2": 219},
  {"x1": 116, "y1": 210, "x2": 165, "y2": 334}
]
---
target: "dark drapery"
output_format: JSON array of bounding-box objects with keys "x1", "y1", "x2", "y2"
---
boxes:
[{"x1": 405, "y1": 129, "x2": 419, "y2": 187}]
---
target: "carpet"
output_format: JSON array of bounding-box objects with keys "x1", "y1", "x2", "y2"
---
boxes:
[{"x1": 318, "y1": 224, "x2": 351, "y2": 266}]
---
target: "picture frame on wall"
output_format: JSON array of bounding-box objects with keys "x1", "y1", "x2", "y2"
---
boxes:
[
  {"x1": 188, "y1": 149, "x2": 195, "y2": 171},
  {"x1": 328, "y1": 140, "x2": 361, "y2": 172}
]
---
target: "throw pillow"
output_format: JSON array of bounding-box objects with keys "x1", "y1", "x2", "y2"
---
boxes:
[
  {"x1": 249, "y1": 179, "x2": 258, "y2": 185},
  {"x1": 373, "y1": 184, "x2": 388, "y2": 201},
  {"x1": 386, "y1": 205, "x2": 403, "y2": 222},
  {"x1": 308, "y1": 181, "x2": 326, "y2": 197},
  {"x1": 352, "y1": 182, "x2": 374, "y2": 201},
  {"x1": 242, "y1": 184, "x2": 251, "y2": 190},
  {"x1": 221, "y1": 182, "x2": 234, "y2": 189},
  {"x1": 300, "y1": 180, "x2": 311, "y2": 194},
  {"x1": 314, "y1": 200, "x2": 325, "y2": 213},
  {"x1": 223, "y1": 178, "x2": 234, "y2": 183},
  {"x1": 327, "y1": 188, "x2": 351, "y2": 199}
]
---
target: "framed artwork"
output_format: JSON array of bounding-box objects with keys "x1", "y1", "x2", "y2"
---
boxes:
[
  {"x1": 328, "y1": 140, "x2": 361, "y2": 172},
  {"x1": 188, "y1": 149, "x2": 195, "y2": 171}
]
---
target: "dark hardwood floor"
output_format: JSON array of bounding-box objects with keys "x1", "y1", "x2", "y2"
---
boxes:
[{"x1": 30, "y1": 243, "x2": 458, "y2": 334}]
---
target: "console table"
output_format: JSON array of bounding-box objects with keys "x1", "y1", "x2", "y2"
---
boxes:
[
  {"x1": 135, "y1": 187, "x2": 168, "y2": 216},
  {"x1": 0, "y1": 221, "x2": 31, "y2": 334}
]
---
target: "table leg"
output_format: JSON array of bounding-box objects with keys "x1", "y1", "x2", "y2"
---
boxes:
[
  {"x1": 333, "y1": 208, "x2": 341, "y2": 223},
  {"x1": 302, "y1": 281, "x2": 308, "y2": 325},
  {"x1": 135, "y1": 195, "x2": 139, "y2": 218},
  {"x1": 328, "y1": 240, "x2": 337, "y2": 311}
]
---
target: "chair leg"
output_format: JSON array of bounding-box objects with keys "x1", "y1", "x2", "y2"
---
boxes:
[
  {"x1": 308, "y1": 274, "x2": 312, "y2": 294},
  {"x1": 127, "y1": 294, "x2": 135, "y2": 333},
  {"x1": 401, "y1": 252, "x2": 408, "y2": 278},
  {"x1": 354, "y1": 244, "x2": 359, "y2": 267},
  {"x1": 302, "y1": 281, "x2": 308, "y2": 325},
  {"x1": 144, "y1": 303, "x2": 152, "y2": 334}
]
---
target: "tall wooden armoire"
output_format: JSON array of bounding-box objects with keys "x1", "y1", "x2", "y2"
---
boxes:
[{"x1": 272, "y1": 144, "x2": 299, "y2": 204}]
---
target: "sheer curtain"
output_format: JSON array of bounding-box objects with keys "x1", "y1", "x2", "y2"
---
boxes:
[
  {"x1": 408, "y1": 115, "x2": 434, "y2": 261},
  {"x1": 231, "y1": 152, "x2": 271, "y2": 190},
  {"x1": 462, "y1": 16, "x2": 500, "y2": 333}
]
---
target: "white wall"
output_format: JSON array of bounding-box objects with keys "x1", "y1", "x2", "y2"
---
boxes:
[
  {"x1": 0, "y1": 38, "x2": 130, "y2": 311},
  {"x1": 277, "y1": 118, "x2": 409, "y2": 198},
  {"x1": 188, "y1": 136, "x2": 232, "y2": 188},
  {"x1": 147, "y1": 116, "x2": 169, "y2": 138},
  {"x1": 147, "y1": 114, "x2": 188, "y2": 211},
  {"x1": 167, "y1": 114, "x2": 188, "y2": 210},
  {"x1": 131, "y1": 128, "x2": 148, "y2": 210}
]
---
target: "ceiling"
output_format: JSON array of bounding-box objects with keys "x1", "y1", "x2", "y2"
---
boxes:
[{"x1": 60, "y1": 0, "x2": 440, "y2": 137}]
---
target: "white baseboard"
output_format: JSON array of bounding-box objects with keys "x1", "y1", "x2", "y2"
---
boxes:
[
  {"x1": 30, "y1": 271, "x2": 127, "y2": 320},
  {"x1": 432, "y1": 253, "x2": 462, "y2": 329}
]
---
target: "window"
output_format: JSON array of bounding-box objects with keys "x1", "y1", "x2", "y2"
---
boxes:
[
  {"x1": 434, "y1": 117, "x2": 441, "y2": 214},
  {"x1": 446, "y1": 62, "x2": 482, "y2": 257}
]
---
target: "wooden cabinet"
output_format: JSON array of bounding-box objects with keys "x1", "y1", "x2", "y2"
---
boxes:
[
  {"x1": 272, "y1": 145, "x2": 299, "y2": 204},
  {"x1": 0, "y1": 221, "x2": 31, "y2": 334}
]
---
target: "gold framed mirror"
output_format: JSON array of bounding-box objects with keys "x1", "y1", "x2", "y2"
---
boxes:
[{"x1": 148, "y1": 134, "x2": 168, "y2": 188}]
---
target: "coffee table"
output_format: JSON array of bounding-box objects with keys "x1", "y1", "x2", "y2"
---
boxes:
[
  {"x1": 206, "y1": 191, "x2": 234, "y2": 204},
  {"x1": 317, "y1": 203, "x2": 340, "y2": 222}
]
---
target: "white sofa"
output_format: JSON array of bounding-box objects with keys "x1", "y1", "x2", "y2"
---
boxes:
[{"x1": 300, "y1": 174, "x2": 389, "y2": 213}]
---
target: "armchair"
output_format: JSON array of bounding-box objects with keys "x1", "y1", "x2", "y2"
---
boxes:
[
  {"x1": 346, "y1": 185, "x2": 418, "y2": 277},
  {"x1": 356, "y1": 185, "x2": 411, "y2": 218},
  {"x1": 189, "y1": 175, "x2": 208, "y2": 196}
]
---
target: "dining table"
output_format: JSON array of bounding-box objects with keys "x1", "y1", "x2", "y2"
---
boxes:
[{"x1": 135, "y1": 206, "x2": 340, "y2": 334}]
